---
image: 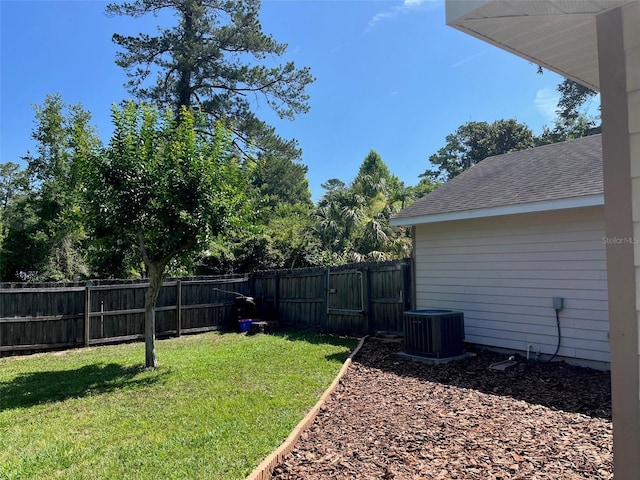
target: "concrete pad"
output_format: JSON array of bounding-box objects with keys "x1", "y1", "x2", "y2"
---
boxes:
[{"x1": 396, "y1": 351, "x2": 475, "y2": 365}]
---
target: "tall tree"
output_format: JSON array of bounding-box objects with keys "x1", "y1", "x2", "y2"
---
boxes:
[
  {"x1": 534, "y1": 78, "x2": 600, "y2": 146},
  {"x1": 534, "y1": 68, "x2": 600, "y2": 143},
  {"x1": 1, "y1": 95, "x2": 99, "y2": 282},
  {"x1": 536, "y1": 113, "x2": 600, "y2": 146},
  {"x1": 264, "y1": 202, "x2": 321, "y2": 268},
  {"x1": 556, "y1": 78, "x2": 598, "y2": 123},
  {"x1": 212, "y1": 150, "x2": 315, "y2": 272},
  {"x1": 106, "y1": 0, "x2": 314, "y2": 161},
  {"x1": 352, "y1": 150, "x2": 392, "y2": 199},
  {"x1": 0, "y1": 163, "x2": 29, "y2": 276},
  {"x1": 250, "y1": 153, "x2": 312, "y2": 210},
  {"x1": 191, "y1": 150, "x2": 314, "y2": 274},
  {"x1": 400, "y1": 176, "x2": 439, "y2": 208},
  {"x1": 424, "y1": 119, "x2": 535, "y2": 180},
  {"x1": 536, "y1": 65, "x2": 598, "y2": 122},
  {"x1": 314, "y1": 151, "x2": 415, "y2": 264},
  {"x1": 0, "y1": 163, "x2": 27, "y2": 212},
  {"x1": 83, "y1": 103, "x2": 251, "y2": 367},
  {"x1": 0, "y1": 191, "x2": 44, "y2": 281}
]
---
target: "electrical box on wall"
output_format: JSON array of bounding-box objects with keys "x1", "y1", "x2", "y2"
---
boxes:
[{"x1": 553, "y1": 297, "x2": 564, "y2": 310}]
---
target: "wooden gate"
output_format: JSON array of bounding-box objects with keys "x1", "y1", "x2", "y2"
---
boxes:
[
  {"x1": 251, "y1": 260, "x2": 412, "y2": 336},
  {"x1": 326, "y1": 268, "x2": 366, "y2": 335},
  {"x1": 367, "y1": 262, "x2": 411, "y2": 334}
]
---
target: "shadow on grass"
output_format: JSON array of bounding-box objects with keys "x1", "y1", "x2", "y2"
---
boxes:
[
  {"x1": 266, "y1": 328, "x2": 358, "y2": 363},
  {"x1": 0, "y1": 363, "x2": 167, "y2": 411}
]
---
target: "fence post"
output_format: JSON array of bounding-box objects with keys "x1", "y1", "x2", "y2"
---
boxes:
[
  {"x1": 0, "y1": 287, "x2": 3, "y2": 357},
  {"x1": 402, "y1": 259, "x2": 413, "y2": 312},
  {"x1": 176, "y1": 280, "x2": 182, "y2": 337},
  {"x1": 84, "y1": 284, "x2": 91, "y2": 347},
  {"x1": 363, "y1": 267, "x2": 372, "y2": 335},
  {"x1": 322, "y1": 267, "x2": 329, "y2": 330},
  {"x1": 274, "y1": 273, "x2": 280, "y2": 322}
]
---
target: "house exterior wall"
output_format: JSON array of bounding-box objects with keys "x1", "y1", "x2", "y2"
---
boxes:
[{"x1": 413, "y1": 206, "x2": 609, "y2": 364}]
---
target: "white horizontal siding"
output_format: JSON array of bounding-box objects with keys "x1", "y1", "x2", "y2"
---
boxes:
[{"x1": 414, "y1": 206, "x2": 610, "y2": 364}]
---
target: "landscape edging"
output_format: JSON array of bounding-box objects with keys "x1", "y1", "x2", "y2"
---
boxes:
[{"x1": 245, "y1": 335, "x2": 368, "y2": 480}]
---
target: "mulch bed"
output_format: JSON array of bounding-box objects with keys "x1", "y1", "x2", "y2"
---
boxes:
[{"x1": 271, "y1": 337, "x2": 612, "y2": 480}]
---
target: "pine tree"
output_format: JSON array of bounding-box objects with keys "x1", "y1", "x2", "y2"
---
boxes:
[{"x1": 106, "y1": 0, "x2": 314, "y2": 161}]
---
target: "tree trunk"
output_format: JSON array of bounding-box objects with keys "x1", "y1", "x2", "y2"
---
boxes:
[
  {"x1": 144, "y1": 262, "x2": 164, "y2": 368},
  {"x1": 176, "y1": 4, "x2": 194, "y2": 111}
]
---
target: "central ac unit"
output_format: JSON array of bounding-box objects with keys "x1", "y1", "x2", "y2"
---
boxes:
[{"x1": 403, "y1": 309, "x2": 465, "y2": 358}]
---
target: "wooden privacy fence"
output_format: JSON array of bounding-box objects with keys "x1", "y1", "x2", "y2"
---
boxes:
[
  {"x1": 0, "y1": 260, "x2": 412, "y2": 356},
  {"x1": 0, "y1": 275, "x2": 249, "y2": 356},
  {"x1": 252, "y1": 259, "x2": 412, "y2": 336}
]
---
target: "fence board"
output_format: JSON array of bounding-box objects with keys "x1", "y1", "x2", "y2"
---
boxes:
[
  {"x1": 0, "y1": 261, "x2": 411, "y2": 356},
  {"x1": 0, "y1": 275, "x2": 249, "y2": 356},
  {"x1": 251, "y1": 260, "x2": 411, "y2": 335}
]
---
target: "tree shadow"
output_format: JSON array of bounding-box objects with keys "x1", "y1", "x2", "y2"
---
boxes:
[
  {"x1": 264, "y1": 328, "x2": 359, "y2": 363},
  {"x1": 324, "y1": 351, "x2": 353, "y2": 364},
  {"x1": 0, "y1": 363, "x2": 168, "y2": 411},
  {"x1": 353, "y1": 337, "x2": 611, "y2": 420}
]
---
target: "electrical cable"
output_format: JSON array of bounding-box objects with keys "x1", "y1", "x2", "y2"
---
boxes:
[{"x1": 547, "y1": 308, "x2": 561, "y2": 363}]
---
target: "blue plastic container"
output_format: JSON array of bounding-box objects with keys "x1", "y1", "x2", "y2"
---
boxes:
[{"x1": 238, "y1": 319, "x2": 253, "y2": 332}]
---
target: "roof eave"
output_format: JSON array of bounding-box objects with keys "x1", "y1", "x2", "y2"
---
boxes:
[
  {"x1": 447, "y1": 19, "x2": 600, "y2": 91},
  {"x1": 445, "y1": 0, "x2": 635, "y2": 92},
  {"x1": 390, "y1": 194, "x2": 604, "y2": 227}
]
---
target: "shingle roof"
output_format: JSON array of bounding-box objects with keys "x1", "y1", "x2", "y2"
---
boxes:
[{"x1": 393, "y1": 134, "x2": 603, "y2": 221}]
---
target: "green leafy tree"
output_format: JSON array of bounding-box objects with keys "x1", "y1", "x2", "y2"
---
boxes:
[
  {"x1": 399, "y1": 176, "x2": 439, "y2": 208},
  {"x1": 314, "y1": 151, "x2": 416, "y2": 264},
  {"x1": 534, "y1": 79, "x2": 600, "y2": 146},
  {"x1": 536, "y1": 113, "x2": 600, "y2": 146},
  {"x1": 191, "y1": 151, "x2": 314, "y2": 274},
  {"x1": 251, "y1": 153, "x2": 312, "y2": 210},
  {"x1": 532, "y1": 71, "x2": 600, "y2": 144},
  {"x1": 0, "y1": 163, "x2": 30, "y2": 278},
  {"x1": 265, "y1": 202, "x2": 322, "y2": 268},
  {"x1": 352, "y1": 150, "x2": 392, "y2": 199},
  {"x1": 0, "y1": 162, "x2": 28, "y2": 242},
  {"x1": 536, "y1": 66, "x2": 598, "y2": 122},
  {"x1": 89, "y1": 228, "x2": 146, "y2": 279},
  {"x1": 0, "y1": 163, "x2": 27, "y2": 212},
  {"x1": 1, "y1": 95, "x2": 99, "y2": 282},
  {"x1": 315, "y1": 182, "x2": 365, "y2": 259},
  {"x1": 83, "y1": 102, "x2": 251, "y2": 367},
  {"x1": 106, "y1": 0, "x2": 314, "y2": 161},
  {"x1": 223, "y1": 200, "x2": 320, "y2": 272},
  {"x1": 0, "y1": 192, "x2": 44, "y2": 281},
  {"x1": 424, "y1": 119, "x2": 535, "y2": 180},
  {"x1": 556, "y1": 78, "x2": 598, "y2": 123}
]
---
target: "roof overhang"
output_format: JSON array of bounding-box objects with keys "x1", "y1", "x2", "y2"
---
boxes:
[
  {"x1": 446, "y1": 0, "x2": 634, "y2": 91},
  {"x1": 390, "y1": 194, "x2": 604, "y2": 227}
]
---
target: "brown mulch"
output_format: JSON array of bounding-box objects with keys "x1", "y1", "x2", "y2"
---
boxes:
[{"x1": 271, "y1": 337, "x2": 612, "y2": 480}]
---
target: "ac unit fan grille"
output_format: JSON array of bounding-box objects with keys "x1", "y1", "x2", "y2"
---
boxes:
[{"x1": 403, "y1": 310, "x2": 464, "y2": 358}]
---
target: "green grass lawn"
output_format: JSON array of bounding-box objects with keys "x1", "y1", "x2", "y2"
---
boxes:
[{"x1": 0, "y1": 330, "x2": 357, "y2": 480}]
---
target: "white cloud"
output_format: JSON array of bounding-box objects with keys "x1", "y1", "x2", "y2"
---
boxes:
[
  {"x1": 365, "y1": 0, "x2": 441, "y2": 33},
  {"x1": 534, "y1": 87, "x2": 559, "y2": 123},
  {"x1": 369, "y1": 11, "x2": 397, "y2": 28},
  {"x1": 451, "y1": 51, "x2": 486, "y2": 68}
]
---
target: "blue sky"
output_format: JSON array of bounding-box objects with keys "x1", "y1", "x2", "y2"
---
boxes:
[{"x1": 1, "y1": 0, "x2": 584, "y2": 201}]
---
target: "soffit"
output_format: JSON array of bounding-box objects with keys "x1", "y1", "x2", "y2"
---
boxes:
[{"x1": 446, "y1": 0, "x2": 634, "y2": 91}]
